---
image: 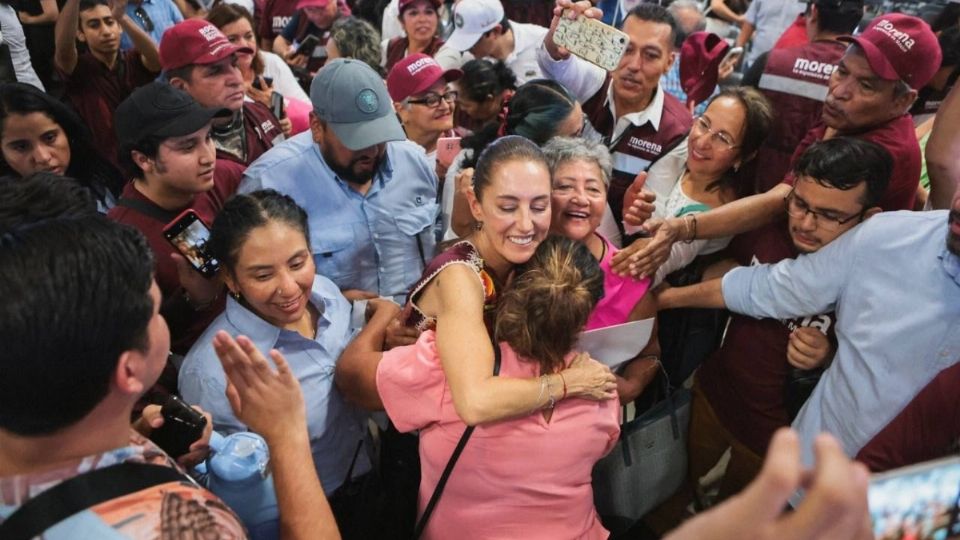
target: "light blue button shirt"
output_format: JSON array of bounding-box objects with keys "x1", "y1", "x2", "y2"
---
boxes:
[
  {"x1": 722, "y1": 210, "x2": 960, "y2": 466},
  {"x1": 120, "y1": 0, "x2": 184, "y2": 51},
  {"x1": 179, "y1": 275, "x2": 371, "y2": 494},
  {"x1": 240, "y1": 132, "x2": 439, "y2": 304}
]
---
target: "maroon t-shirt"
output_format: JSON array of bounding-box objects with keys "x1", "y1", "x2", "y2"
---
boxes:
[
  {"x1": 258, "y1": 0, "x2": 297, "y2": 44},
  {"x1": 855, "y1": 362, "x2": 960, "y2": 472},
  {"x1": 786, "y1": 114, "x2": 920, "y2": 211},
  {"x1": 62, "y1": 51, "x2": 159, "y2": 169},
  {"x1": 106, "y1": 160, "x2": 243, "y2": 353},
  {"x1": 697, "y1": 222, "x2": 837, "y2": 456}
]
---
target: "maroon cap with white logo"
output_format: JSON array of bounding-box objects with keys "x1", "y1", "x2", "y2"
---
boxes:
[
  {"x1": 386, "y1": 53, "x2": 462, "y2": 102},
  {"x1": 838, "y1": 13, "x2": 942, "y2": 90},
  {"x1": 159, "y1": 19, "x2": 253, "y2": 71}
]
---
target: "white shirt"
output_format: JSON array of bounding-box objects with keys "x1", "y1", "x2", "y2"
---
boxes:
[
  {"x1": 0, "y1": 5, "x2": 43, "y2": 90},
  {"x1": 505, "y1": 22, "x2": 549, "y2": 84},
  {"x1": 381, "y1": 0, "x2": 405, "y2": 42}
]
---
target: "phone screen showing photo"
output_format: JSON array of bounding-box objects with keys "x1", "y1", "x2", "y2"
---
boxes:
[
  {"x1": 869, "y1": 457, "x2": 960, "y2": 539},
  {"x1": 164, "y1": 212, "x2": 220, "y2": 277}
]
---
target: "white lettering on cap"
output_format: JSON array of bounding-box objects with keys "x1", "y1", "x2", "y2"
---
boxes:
[
  {"x1": 199, "y1": 24, "x2": 222, "y2": 41},
  {"x1": 874, "y1": 19, "x2": 916, "y2": 52},
  {"x1": 406, "y1": 57, "x2": 438, "y2": 76}
]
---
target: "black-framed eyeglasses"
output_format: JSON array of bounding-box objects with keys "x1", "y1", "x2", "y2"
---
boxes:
[
  {"x1": 134, "y1": 6, "x2": 154, "y2": 33},
  {"x1": 785, "y1": 188, "x2": 865, "y2": 232},
  {"x1": 407, "y1": 90, "x2": 459, "y2": 108}
]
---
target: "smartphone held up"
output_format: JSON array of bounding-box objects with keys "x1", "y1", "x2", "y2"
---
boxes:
[
  {"x1": 869, "y1": 456, "x2": 960, "y2": 539},
  {"x1": 553, "y1": 11, "x2": 629, "y2": 72},
  {"x1": 162, "y1": 209, "x2": 220, "y2": 278}
]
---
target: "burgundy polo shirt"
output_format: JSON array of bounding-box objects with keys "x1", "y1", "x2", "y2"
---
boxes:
[
  {"x1": 62, "y1": 51, "x2": 159, "y2": 169},
  {"x1": 786, "y1": 114, "x2": 920, "y2": 211},
  {"x1": 106, "y1": 160, "x2": 243, "y2": 353},
  {"x1": 258, "y1": 0, "x2": 297, "y2": 44}
]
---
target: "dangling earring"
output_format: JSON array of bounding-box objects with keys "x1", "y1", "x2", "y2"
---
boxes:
[
  {"x1": 230, "y1": 290, "x2": 241, "y2": 300},
  {"x1": 475, "y1": 221, "x2": 484, "y2": 231},
  {"x1": 733, "y1": 163, "x2": 741, "y2": 173}
]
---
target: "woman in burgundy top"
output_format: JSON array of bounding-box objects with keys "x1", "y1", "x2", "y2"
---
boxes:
[{"x1": 382, "y1": 0, "x2": 444, "y2": 73}]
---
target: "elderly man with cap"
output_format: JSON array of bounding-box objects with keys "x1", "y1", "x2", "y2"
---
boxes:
[
  {"x1": 386, "y1": 53, "x2": 461, "y2": 179},
  {"x1": 617, "y1": 13, "x2": 945, "y2": 279},
  {"x1": 539, "y1": 1, "x2": 692, "y2": 231},
  {"x1": 240, "y1": 59, "x2": 439, "y2": 305},
  {"x1": 742, "y1": 0, "x2": 865, "y2": 193},
  {"x1": 160, "y1": 19, "x2": 286, "y2": 167},
  {"x1": 435, "y1": 0, "x2": 547, "y2": 84},
  {"x1": 108, "y1": 82, "x2": 236, "y2": 354}
]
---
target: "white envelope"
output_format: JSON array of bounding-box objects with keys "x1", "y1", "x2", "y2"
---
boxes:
[{"x1": 577, "y1": 318, "x2": 655, "y2": 372}]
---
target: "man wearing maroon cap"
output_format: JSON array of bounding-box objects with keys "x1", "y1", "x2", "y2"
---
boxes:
[
  {"x1": 161, "y1": 19, "x2": 286, "y2": 167},
  {"x1": 54, "y1": 0, "x2": 161, "y2": 169},
  {"x1": 617, "y1": 13, "x2": 946, "y2": 279},
  {"x1": 386, "y1": 53, "x2": 461, "y2": 177}
]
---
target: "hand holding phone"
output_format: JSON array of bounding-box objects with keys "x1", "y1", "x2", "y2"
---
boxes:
[
  {"x1": 163, "y1": 209, "x2": 220, "y2": 278},
  {"x1": 436, "y1": 136, "x2": 461, "y2": 169},
  {"x1": 148, "y1": 395, "x2": 208, "y2": 458},
  {"x1": 293, "y1": 34, "x2": 320, "y2": 57},
  {"x1": 553, "y1": 10, "x2": 628, "y2": 71}
]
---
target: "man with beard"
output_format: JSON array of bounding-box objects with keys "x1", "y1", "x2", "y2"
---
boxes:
[
  {"x1": 240, "y1": 59, "x2": 439, "y2": 303},
  {"x1": 615, "y1": 13, "x2": 944, "y2": 279}
]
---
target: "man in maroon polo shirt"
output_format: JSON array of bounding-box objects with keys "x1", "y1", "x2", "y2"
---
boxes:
[
  {"x1": 54, "y1": 0, "x2": 161, "y2": 169},
  {"x1": 617, "y1": 13, "x2": 944, "y2": 279},
  {"x1": 160, "y1": 19, "x2": 285, "y2": 167},
  {"x1": 108, "y1": 81, "x2": 233, "y2": 355},
  {"x1": 539, "y1": 1, "x2": 692, "y2": 229}
]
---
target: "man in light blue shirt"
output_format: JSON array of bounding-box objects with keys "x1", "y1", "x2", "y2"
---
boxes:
[
  {"x1": 241, "y1": 59, "x2": 439, "y2": 304},
  {"x1": 120, "y1": 0, "x2": 183, "y2": 50},
  {"x1": 719, "y1": 195, "x2": 960, "y2": 468}
]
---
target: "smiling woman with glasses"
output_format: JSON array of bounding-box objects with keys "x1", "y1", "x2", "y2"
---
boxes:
[{"x1": 632, "y1": 86, "x2": 773, "y2": 284}]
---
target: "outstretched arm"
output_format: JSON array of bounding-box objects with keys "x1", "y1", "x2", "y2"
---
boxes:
[
  {"x1": 54, "y1": 0, "x2": 81, "y2": 74},
  {"x1": 335, "y1": 299, "x2": 401, "y2": 410},
  {"x1": 214, "y1": 331, "x2": 341, "y2": 540},
  {"x1": 925, "y1": 82, "x2": 960, "y2": 210}
]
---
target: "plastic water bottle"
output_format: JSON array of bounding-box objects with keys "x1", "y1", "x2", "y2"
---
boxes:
[{"x1": 202, "y1": 432, "x2": 280, "y2": 540}]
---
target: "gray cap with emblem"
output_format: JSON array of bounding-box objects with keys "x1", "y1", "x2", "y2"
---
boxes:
[{"x1": 309, "y1": 59, "x2": 406, "y2": 151}]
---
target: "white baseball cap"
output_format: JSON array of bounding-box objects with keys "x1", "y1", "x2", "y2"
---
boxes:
[{"x1": 446, "y1": 0, "x2": 505, "y2": 52}]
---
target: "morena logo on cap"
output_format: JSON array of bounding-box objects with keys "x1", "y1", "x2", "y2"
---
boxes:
[
  {"x1": 356, "y1": 88, "x2": 379, "y2": 113},
  {"x1": 873, "y1": 19, "x2": 916, "y2": 52},
  {"x1": 406, "y1": 57, "x2": 438, "y2": 76},
  {"x1": 199, "y1": 24, "x2": 222, "y2": 42}
]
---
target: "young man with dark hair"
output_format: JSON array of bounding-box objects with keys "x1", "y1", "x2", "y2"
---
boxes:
[
  {"x1": 0, "y1": 216, "x2": 246, "y2": 538},
  {"x1": 443, "y1": 0, "x2": 547, "y2": 84},
  {"x1": 645, "y1": 137, "x2": 892, "y2": 531},
  {"x1": 743, "y1": 0, "x2": 865, "y2": 192},
  {"x1": 161, "y1": 19, "x2": 285, "y2": 167},
  {"x1": 540, "y1": 0, "x2": 692, "y2": 228},
  {"x1": 109, "y1": 81, "x2": 237, "y2": 354},
  {"x1": 54, "y1": 0, "x2": 161, "y2": 169}
]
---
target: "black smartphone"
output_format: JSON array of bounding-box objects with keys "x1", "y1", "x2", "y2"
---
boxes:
[
  {"x1": 148, "y1": 395, "x2": 208, "y2": 458},
  {"x1": 252, "y1": 76, "x2": 274, "y2": 91},
  {"x1": 271, "y1": 92, "x2": 285, "y2": 120},
  {"x1": 868, "y1": 456, "x2": 960, "y2": 539},
  {"x1": 162, "y1": 209, "x2": 220, "y2": 278},
  {"x1": 294, "y1": 34, "x2": 320, "y2": 57}
]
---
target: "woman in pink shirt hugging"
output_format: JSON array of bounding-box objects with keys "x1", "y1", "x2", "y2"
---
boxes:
[
  {"x1": 545, "y1": 136, "x2": 661, "y2": 404},
  {"x1": 343, "y1": 235, "x2": 621, "y2": 539}
]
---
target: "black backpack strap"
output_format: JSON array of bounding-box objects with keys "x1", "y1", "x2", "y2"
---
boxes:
[
  {"x1": 413, "y1": 336, "x2": 502, "y2": 538},
  {"x1": 0, "y1": 462, "x2": 191, "y2": 540},
  {"x1": 116, "y1": 197, "x2": 181, "y2": 224}
]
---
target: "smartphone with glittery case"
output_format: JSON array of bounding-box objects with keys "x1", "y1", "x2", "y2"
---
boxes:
[{"x1": 553, "y1": 12, "x2": 629, "y2": 72}]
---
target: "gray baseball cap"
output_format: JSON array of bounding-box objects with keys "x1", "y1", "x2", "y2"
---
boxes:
[{"x1": 310, "y1": 59, "x2": 406, "y2": 151}]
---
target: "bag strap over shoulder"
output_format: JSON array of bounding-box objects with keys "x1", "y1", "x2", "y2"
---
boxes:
[
  {"x1": 413, "y1": 335, "x2": 503, "y2": 539},
  {"x1": 0, "y1": 462, "x2": 191, "y2": 540}
]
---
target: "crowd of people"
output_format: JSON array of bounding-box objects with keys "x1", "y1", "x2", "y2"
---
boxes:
[{"x1": 0, "y1": 0, "x2": 958, "y2": 538}]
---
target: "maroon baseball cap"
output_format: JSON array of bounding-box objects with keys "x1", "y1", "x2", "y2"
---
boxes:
[
  {"x1": 680, "y1": 32, "x2": 730, "y2": 105},
  {"x1": 399, "y1": 0, "x2": 441, "y2": 13},
  {"x1": 837, "y1": 14, "x2": 942, "y2": 90},
  {"x1": 159, "y1": 20, "x2": 253, "y2": 71},
  {"x1": 386, "y1": 53, "x2": 462, "y2": 102}
]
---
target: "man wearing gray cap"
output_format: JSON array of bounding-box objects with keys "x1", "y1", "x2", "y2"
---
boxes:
[{"x1": 240, "y1": 58, "x2": 440, "y2": 304}]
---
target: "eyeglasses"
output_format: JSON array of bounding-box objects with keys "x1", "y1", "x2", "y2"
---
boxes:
[
  {"x1": 691, "y1": 116, "x2": 739, "y2": 151},
  {"x1": 134, "y1": 6, "x2": 154, "y2": 33},
  {"x1": 785, "y1": 189, "x2": 864, "y2": 231},
  {"x1": 407, "y1": 90, "x2": 459, "y2": 108}
]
